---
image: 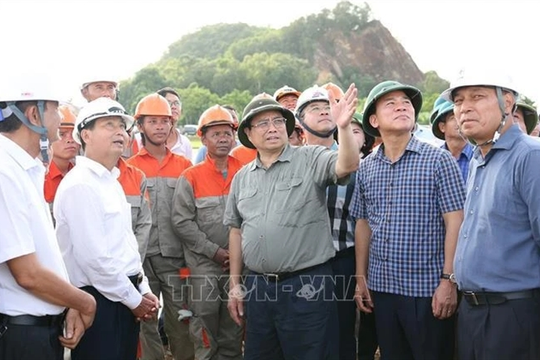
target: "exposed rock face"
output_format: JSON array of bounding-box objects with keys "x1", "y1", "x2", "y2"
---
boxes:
[{"x1": 314, "y1": 20, "x2": 425, "y2": 86}]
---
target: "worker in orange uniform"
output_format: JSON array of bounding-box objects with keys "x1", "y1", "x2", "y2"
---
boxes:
[
  {"x1": 44, "y1": 105, "x2": 80, "y2": 205},
  {"x1": 127, "y1": 93, "x2": 194, "y2": 360},
  {"x1": 171, "y1": 105, "x2": 244, "y2": 360}
]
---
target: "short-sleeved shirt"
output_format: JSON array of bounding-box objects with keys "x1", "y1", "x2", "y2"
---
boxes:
[
  {"x1": 454, "y1": 126, "x2": 540, "y2": 292},
  {"x1": 350, "y1": 136, "x2": 465, "y2": 297},
  {"x1": 224, "y1": 144, "x2": 348, "y2": 273},
  {"x1": 0, "y1": 134, "x2": 68, "y2": 316}
]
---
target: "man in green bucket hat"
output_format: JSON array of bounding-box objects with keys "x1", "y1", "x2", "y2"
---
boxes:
[
  {"x1": 225, "y1": 84, "x2": 360, "y2": 360},
  {"x1": 351, "y1": 80, "x2": 465, "y2": 360}
]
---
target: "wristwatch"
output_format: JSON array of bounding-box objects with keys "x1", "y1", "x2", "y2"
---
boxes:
[{"x1": 440, "y1": 273, "x2": 456, "y2": 284}]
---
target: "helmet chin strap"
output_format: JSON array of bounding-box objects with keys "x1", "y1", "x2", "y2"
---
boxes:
[
  {"x1": 7, "y1": 101, "x2": 50, "y2": 163},
  {"x1": 300, "y1": 120, "x2": 337, "y2": 138}
]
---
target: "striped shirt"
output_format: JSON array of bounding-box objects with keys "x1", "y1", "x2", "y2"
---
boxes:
[
  {"x1": 350, "y1": 136, "x2": 465, "y2": 297},
  {"x1": 327, "y1": 142, "x2": 356, "y2": 251}
]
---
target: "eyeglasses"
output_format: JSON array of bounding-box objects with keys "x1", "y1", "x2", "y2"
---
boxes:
[
  {"x1": 307, "y1": 105, "x2": 331, "y2": 113},
  {"x1": 168, "y1": 100, "x2": 181, "y2": 107},
  {"x1": 251, "y1": 117, "x2": 287, "y2": 131}
]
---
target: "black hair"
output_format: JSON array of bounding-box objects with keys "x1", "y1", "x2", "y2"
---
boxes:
[
  {"x1": 157, "y1": 87, "x2": 180, "y2": 99},
  {"x1": 0, "y1": 101, "x2": 41, "y2": 133},
  {"x1": 80, "y1": 120, "x2": 97, "y2": 152}
]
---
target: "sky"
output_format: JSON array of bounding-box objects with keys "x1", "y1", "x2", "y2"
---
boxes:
[{"x1": 3, "y1": 0, "x2": 539, "y2": 106}]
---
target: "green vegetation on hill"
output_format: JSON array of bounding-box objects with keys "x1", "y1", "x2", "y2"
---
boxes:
[{"x1": 118, "y1": 1, "x2": 449, "y2": 126}]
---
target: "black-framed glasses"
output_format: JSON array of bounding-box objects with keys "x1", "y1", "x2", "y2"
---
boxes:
[{"x1": 251, "y1": 117, "x2": 287, "y2": 131}]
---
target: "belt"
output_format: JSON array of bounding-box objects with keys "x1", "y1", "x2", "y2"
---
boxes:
[
  {"x1": 129, "y1": 272, "x2": 143, "y2": 287},
  {"x1": 259, "y1": 262, "x2": 325, "y2": 283},
  {"x1": 0, "y1": 313, "x2": 64, "y2": 327},
  {"x1": 462, "y1": 289, "x2": 540, "y2": 306}
]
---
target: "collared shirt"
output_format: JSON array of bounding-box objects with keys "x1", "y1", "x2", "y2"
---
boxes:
[
  {"x1": 127, "y1": 148, "x2": 192, "y2": 258},
  {"x1": 224, "y1": 144, "x2": 348, "y2": 273},
  {"x1": 44, "y1": 160, "x2": 74, "y2": 203},
  {"x1": 351, "y1": 136, "x2": 465, "y2": 297},
  {"x1": 132, "y1": 129, "x2": 193, "y2": 161},
  {"x1": 170, "y1": 129, "x2": 193, "y2": 160},
  {"x1": 442, "y1": 142, "x2": 474, "y2": 182},
  {"x1": 454, "y1": 126, "x2": 540, "y2": 292},
  {"x1": 172, "y1": 154, "x2": 244, "y2": 274},
  {"x1": 54, "y1": 156, "x2": 150, "y2": 309},
  {"x1": 327, "y1": 141, "x2": 356, "y2": 251},
  {"x1": 0, "y1": 134, "x2": 68, "y2": 316}
]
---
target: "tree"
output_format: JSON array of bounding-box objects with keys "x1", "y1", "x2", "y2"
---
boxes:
[
  {"x1": 119, "y1": 67, "x2": 166, "y2": 112},
  {"x1": 177, "y1": 84, "x2": 220, "y2": 126}
]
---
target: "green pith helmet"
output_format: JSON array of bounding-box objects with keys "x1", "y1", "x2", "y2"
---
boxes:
[
  {"x1": 430, "y1": 98, "x2": 454, "y2": 140},
  {"x1": 362, "y1": 80, "x2": 423, "y2": 137},
  {"x1": 238, "y1": 94, "x2": 295, "y2": 149},
  {"x1": 516, "y1": 97, "x2": 538, "y2": 135}
]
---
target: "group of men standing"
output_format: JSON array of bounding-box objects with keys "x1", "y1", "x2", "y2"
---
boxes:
[{"x1": 1, "y1": 65, "x2": 540, "y2": 360}]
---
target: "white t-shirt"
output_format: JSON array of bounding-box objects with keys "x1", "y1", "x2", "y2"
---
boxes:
[
  {"x1": 54, "y1": 156, "x2": 150, "y2": 309},
  {"x1": 0, "y1": 134, "x2": 68, "y2": 316}
]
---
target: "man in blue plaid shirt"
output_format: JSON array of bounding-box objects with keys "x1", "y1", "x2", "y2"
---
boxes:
[{"x1": 351, "y1": 80, "x2": 465, "y2": 360}]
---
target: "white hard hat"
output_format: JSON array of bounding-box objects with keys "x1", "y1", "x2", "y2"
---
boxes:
[
  {"x1": 0, "y1": 72, "x2": 67, "y2": 103},
  {"x1": 441, "y1": 66, "x2": 518, "y2": 102},
  {"x1": 80, "y1": 76, "x2": 119, "y2": 90},
  {"x1": 294, "y1": 85, "x2": 329, "y2": 118},
  {"x1": 73, "y1": 97, "x2": 134, "y2": 144}
]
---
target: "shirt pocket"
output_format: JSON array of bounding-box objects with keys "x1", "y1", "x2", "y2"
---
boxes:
[
  {"x1": 196, "y1": 197, "x2": 224, "y2": 224},
  {"x1": 274, "y1": 177, "x2": 307, "y2": 213},
  {"x1": 146, "y1": 178, "x2": 156, "y2": 208},
  {"x1": 125, "y1": 195, "x2": 141, "y2": 231},
  {"x1": 237, "y1": 187, "x2": 259, "y2": 221},
  {"x1": 165, "y1": 178, "x2": 178, "y2": 207}
]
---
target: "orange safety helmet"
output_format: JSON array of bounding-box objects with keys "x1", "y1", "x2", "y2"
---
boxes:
[
  {"x1": 197, "y1": 104, "x2": 237, "y2": 137},
  {"x1": 134, "y1": 93, "x2": 172, "y2": 121},
  {"x1": 273, "y1": 85, "x2": 301, "y2": 102},
  {"x1": 322, "y1": 82, "x2": 345, "y2": 101},
  {"x1": 58, "y1": 105, "x2": 76, "y2": 128}
]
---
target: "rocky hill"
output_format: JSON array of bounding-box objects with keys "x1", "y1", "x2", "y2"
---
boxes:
[{"x1": 313, "y1": 20, "x2": 424, "y2": 86}]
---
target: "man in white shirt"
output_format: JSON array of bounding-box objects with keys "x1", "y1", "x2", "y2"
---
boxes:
[
  {"x1": 54, "y1": 97, "x2": 159, "y2": 360},
  {"x1": 157, "y1": 87, "x2": 193, "y2": 159},
  {"x1": 0, "y1": 75, "x2": 96, "y2": 360}
]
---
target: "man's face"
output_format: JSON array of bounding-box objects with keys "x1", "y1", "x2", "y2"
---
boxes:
[
  {"x1": 369, "y1": 90, "x2": 415, "y2": 135},
  {"x1": 288, "y1": 128, "x2": 303, "y2": 146},
  {"x1": 81, "y1": 116, "x2": 128, "y2": 157},
  {"x1": 42, "y1": 101, "x2": 62, "y2": 143},
  {"x1": 245, "y1": 110, "x2": 288, "y2": 151},
  {"x1": 513, "y1": 108, "x2": 527, "y2": 133},
  {"x1": 278, "y1": 94, "x2": 298, "y2": 111},
  {"x1": 301, "y1": 101, "x2": 333, "y2": 133},
  {"x1": 164, "y1": 93, "x2": 182, "y2": 123},
  {"x1": 202, "y1": 124, "x2": 235, "y2": 158},
  {"x1": 82, "y1": 82, "x2": 117, "y2": 102},
  {"x1": 138, "y1": 115, "x2": 172, "y2": 146},
  {"x1": 351, "y1": 122, "x2": 366, "y2": 151},
  {"x1": 52, "y1": 126, "x2": 80, "y2": 161},
  {"x1": 438, "y1": 112, "x2": 463, "y2": 141},
  {"x1": 453, "y1": 86, "x2": 512, "y2": 142}
]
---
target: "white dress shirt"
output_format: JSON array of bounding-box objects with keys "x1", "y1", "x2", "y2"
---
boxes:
[
  {"x1": 54, "y1": 156, "x2": 150, "y2": 309},
  {"x1": 0, "y1": 134, "x2": 68, "y2": 316}
]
